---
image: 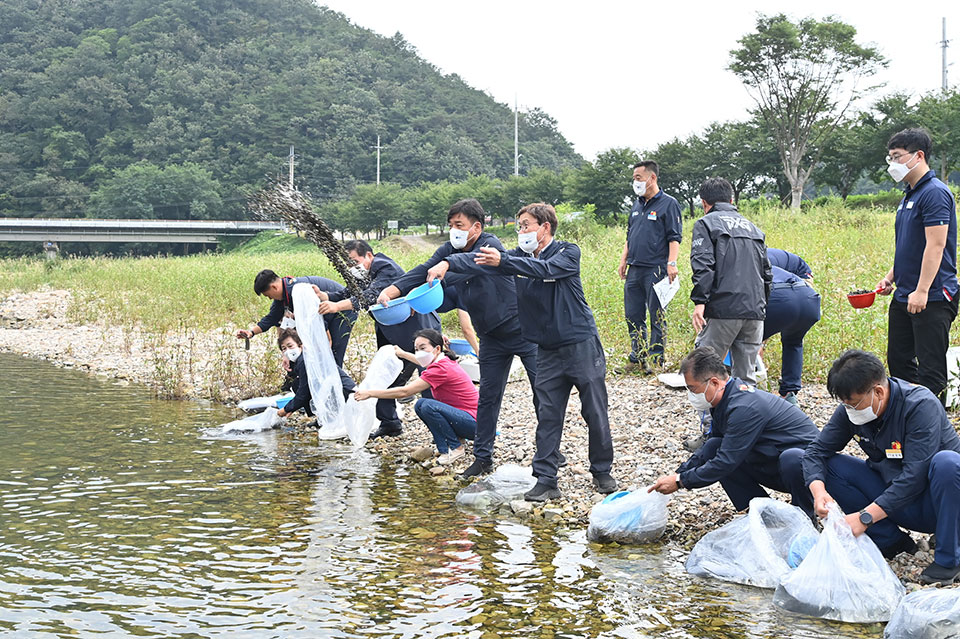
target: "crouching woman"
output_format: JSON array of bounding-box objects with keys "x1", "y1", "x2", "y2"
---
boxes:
[{"x1": 355, "y1": 329, "x2": 478, "y2": 464}]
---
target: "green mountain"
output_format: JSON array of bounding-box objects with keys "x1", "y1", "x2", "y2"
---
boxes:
[{"x1": 0, "y1": 0, "x2": 581, "y2": 220}]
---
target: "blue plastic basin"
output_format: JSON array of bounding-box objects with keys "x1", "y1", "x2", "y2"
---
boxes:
[
  {"x1": 275, "y1": 396, "x2": 292, "y2": 409},
  {"x1": 370, "y1": 298, "x2": 412, "y2": 326},
  {"x1": 448, "y1": 338, "x2": 476, "y2": 357},
  {"x1": 405, "y1": 280, "x2": 443, "y2": 313}
]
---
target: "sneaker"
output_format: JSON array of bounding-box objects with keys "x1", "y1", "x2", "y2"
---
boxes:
[
  {"x1": 457, "y1": 458, "x2": 493, "y2": 480},
  {"x1": 919, "y1": 560, "x2": 960, "y2": 585},
  {"x1": 524, "y1": 482, "x2": 562, "y2": 502},
  {"x1": 370, "y1": 424, "x2": 402, "y2": 439},
  {"x1": 628, "y1": 352, "x2": 640, "y2": 364},
  {"x1": 437, "y1": 446, "x2": 465, "y2": 465},
  {"x1": 557, "y1": 451, "x2": 568, "y2": 468},
  {"x1": 781, "y1": 392, "x2": 799, "y2": 407},
  {"x1": 684, "y1": 433, "x2": 708, "y2": 453},
  {"x1": 880, "y1": 534, "x2": 918, "y2": 560},
  {"x1": 592, "y1": 473, "x2": 618, "y2": 494}
]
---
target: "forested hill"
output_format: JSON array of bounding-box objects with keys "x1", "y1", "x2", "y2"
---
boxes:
[{"x1": 0, "y1": 0, "x2": 581, "y2": 220}]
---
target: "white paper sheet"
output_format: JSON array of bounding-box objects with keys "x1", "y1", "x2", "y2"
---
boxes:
[{"x1": 653, "y1": 276, "x2": 680, "y2": 308}]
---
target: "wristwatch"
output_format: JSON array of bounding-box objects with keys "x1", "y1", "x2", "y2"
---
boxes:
[
  {"x1": 667, "y1": 260, "x2": 677, "y2": 267},
  {"x1": 858, "y1": 509, "x2": 873, "y2": 527}
]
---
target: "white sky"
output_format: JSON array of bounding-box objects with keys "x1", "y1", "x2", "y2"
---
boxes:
[{"x1": 319, "y1": 1, "x2": 960, "y2": 161}]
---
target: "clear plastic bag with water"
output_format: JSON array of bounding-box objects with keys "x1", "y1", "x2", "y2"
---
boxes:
[
  {"x1": 686, "y1": 497, "x2": 819, "y2": 588},
  {"x1": 237, "y1": 392, "x2": 294, "y2": 412},
  {"x1": 345, "y1": 345, "x2": 403, "y2": 449},
  {"x1": 773, "y1": 503, "x2": 905, "y2": 622},
  {"x1": 221, "y1": 407, "x2": 284, "y2": 433},
  {"x1": 587, "y1": 490, "x2": 669, "y2": 544},
  {"x1": 455, "y1": 465, "x2": 537, "y2": 511},
  {"x1": 884, "y1": 587, "x2": 960, "y2": 639},
  {"x1": 291, "y1": 283, "x2": 346, "y2": 439}
]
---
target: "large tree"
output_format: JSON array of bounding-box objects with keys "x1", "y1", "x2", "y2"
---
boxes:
[{"x1": 729, "y1": 14, "x2": 885, "y2": 209}]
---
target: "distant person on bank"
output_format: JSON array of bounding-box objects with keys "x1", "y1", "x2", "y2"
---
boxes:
[
  {"x1": 274, "y1": 328, "x2": 355, "y2": 420},
  {"x1": 618, "y1": 160, "x2": 682, "y2": 373},
  {"x1": 689, "y1": 177, "x2": 772, "y2": 386},
  {"x1": 316, "y1": 240, "x2": 440, "y2": 439},
  {"x1": 783, "y1": 350, "x2": 960, "y2": 586},
  {"x1": 649, "y1": 347, "x2": 819, "y2": 515},
  {"x1": 235, "y1": 270, "x2": 356, "y2": 368},
  {"x1": 377, "y1": 198, "x2": 541, "y2": 480},
  {"x1": 876, "y1": 127, "x2": 958, "y2": 405},
  {"x1": 443, "y1": 203, "x2": 617, "y2": 501},
  {"x1": 355, "y1": 329, "x2": 479, "y2": 465}
]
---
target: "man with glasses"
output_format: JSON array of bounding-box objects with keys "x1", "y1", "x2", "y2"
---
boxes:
[
  {"x1": 784, "y1": 349, "x2": 960, "y2": 585},
  {"x1": 649, "y1": 347, "x2": 818, "y2": 514},
  {"x1": 877, "y1": 127, "x2": 958, "y2": 405},
  {"x1": 618, "y1": 161, "x2": 682, "y2": 373},
  {"x1": 442, "y1": 203, "x2": 617, "y2": 501}
]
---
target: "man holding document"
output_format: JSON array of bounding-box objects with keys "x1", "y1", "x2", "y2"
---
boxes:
[{"x1": 618, "y1": 160, "x2": 682, "y2": 373}]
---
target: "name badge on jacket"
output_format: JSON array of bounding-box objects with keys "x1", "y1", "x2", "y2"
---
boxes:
[
  {"x1": 647, "y1": 211, "x2": 657, "y2": 220},
  {"x1": 886, "y1": 441, "x2": 903, "y2": 459}
]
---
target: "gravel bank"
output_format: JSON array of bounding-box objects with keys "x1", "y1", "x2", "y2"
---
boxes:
[{"x1": 1, "y1": 287, "x2": 955, "y2": 589}]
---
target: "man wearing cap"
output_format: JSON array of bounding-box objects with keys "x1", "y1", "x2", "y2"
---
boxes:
[
  {"x1": 377, "y1": 199, "x2": 541, "y2": 479},
  {"x1": 618, "y1": 161, "x2": 682, "y2": 372},
  {"x1": 318, "y1": 240, "x2": 440, "y2": 438},
  {"x1": 876, "y1": 127, "x2": 958, "y2": 405}
]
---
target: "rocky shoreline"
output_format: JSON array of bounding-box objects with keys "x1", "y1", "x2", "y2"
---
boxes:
[{"x1": 0, "y1": 287, "x2": 952, "y2": 589}]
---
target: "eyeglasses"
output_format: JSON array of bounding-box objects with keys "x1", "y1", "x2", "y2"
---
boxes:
[
  {"x1": 886, "y1": 151, "x2": 916, "y2": 165},
  {"x1": 516, "y1": 221, "x2": 539, "y2": 233}
]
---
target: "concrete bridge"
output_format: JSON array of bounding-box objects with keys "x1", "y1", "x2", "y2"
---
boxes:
[{"x1": 0, "y1": 218, "x2": 286, "y2": 256}]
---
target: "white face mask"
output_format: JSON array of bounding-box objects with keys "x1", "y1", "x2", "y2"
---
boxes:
[
  {"x1": 449, "y1": 228, "x2": 470, "y2": 249},
  {"x1": 686, "y1": 380, "x2": 716, "y2": 411},
  {"x1": 844, "y1": 390, "x2": 878, "y2": 425},
  {"x1": 348, "y1": 264, "x2": 367, "y2": 279},
  {"x1": 284, "y1": 347, "x2": 301, "y2": 362},
  {"x1": 633, "y1": 180, "x2": 648, "y2": 197},
  {"x1": 414, "y1": 349, "x2": 436, "y2": 367},
  {"x1": 518, "y1": 230, "x2": 539, "y2": 254},
  {"x1": 886, "y1": 152, "x2": 917, "y2": 183}
]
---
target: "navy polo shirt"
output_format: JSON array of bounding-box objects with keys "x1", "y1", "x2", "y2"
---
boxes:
[
  {"x1": 893, "y1": 170, "x2": 958, "y2": 303},
  {"x1": 767, "y1": 249, "x2": 812, "y2": 279},
  {"x1": 626, "y1": 189, "x2": 682, "y2": 267},
  {"x1": 771, "y1": 265, "x2": 802, "y2": 284}
]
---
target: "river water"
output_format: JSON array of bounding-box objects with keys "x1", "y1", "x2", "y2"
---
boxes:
[{"x1": 0, "y1": 352, "x2": 883, "y2": 638}]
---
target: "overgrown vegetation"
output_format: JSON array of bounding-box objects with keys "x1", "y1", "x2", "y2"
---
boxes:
[{"x1": 4, "y1": 203, "x2": 955, "y2": 391}]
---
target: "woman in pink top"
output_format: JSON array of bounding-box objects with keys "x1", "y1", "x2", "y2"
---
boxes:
[{"x1": 355, "y1": 329, "x2": 479, "y2": 464}]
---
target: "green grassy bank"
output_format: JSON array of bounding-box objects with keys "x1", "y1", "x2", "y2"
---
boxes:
[{"x1": 1, "y1": 202, "x2": 951, "y2": 389}]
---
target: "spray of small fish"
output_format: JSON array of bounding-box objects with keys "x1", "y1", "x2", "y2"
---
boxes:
[{"x1": 248, "y1": 181, "x2": 367, "y2": 300}]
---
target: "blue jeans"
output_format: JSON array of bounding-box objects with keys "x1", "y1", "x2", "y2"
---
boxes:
[{"x1": 414, "y1": 398, "x2": 477, "y2": 454}]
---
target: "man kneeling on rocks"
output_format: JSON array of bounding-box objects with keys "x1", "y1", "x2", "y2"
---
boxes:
[
  {"x1": 783, "y1": 349, "x2": 960, "y2": 586},
  {"x1": 650, "y1": 347, "x2": 818, "y2": 514}
]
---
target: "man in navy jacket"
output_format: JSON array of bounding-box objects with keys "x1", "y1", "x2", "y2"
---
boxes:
[
  {"x1": 444, "y1": 203, "x2": 616, "y2": 501},
  {"x1": 377, "y1": 199, "x2": 540, "y2": 479},
  {"x1": 786, "y1": 350, "x2": 960, "y2": 585}
]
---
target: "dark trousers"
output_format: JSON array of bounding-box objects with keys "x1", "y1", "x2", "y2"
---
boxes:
[
  {"x1": 783, "y1": 450, "x2": 960, "y2": 568},
  {"x1": 762, "y1": 285, "x2": 821, "y2": 395},
  {"x1": 531, "y1": 336, "x2": 614, "y2": 488},
  {"x1": 326, "y1": 311, "x2": 356, "y2": 368},
  {"x1": 373, "y1": 327, "x2": 428, "y2": 431},
  {"x1": 693, "y1": 439, "x2": 812, "y2": 516},
  {"x1": 473, "y1": 323, "x2": 540, "y2": 463},
  {"x1": 888, "y1": 297, "x2": 958, "y2": 404},
  {"x1": 624, "y1": 264, "x2": 666, "y2": 361}
]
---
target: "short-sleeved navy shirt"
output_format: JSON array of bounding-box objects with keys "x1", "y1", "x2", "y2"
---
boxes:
[
  {"x1": 626, "y1": 189, "x2": 682, "y2": 267},
  {"x1": 893, "y1": 170, "x2": 958, "y2": 303}
]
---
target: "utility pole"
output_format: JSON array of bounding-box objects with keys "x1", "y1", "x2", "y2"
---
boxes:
[
  {"x1": 288, "y1": 145, "x2": 295, "y2": 188},
  {"x1": 514, "y1": 95, "x2": 519, "y2": 176},
  {"x1": 372, "y1": 135, "x2": 382, "y2": 185},
  {"x1": 942, "y1": 18, "x2": 950, "y2": 92}
]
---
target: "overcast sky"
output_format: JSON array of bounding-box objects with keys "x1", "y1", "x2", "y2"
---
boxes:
[{"x1": 319, "y1": 1, "x2": 959, "y2": 161}]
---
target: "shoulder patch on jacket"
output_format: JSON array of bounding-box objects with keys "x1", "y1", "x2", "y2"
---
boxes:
[{"x1": 739, "y1": 384, "x2": 754, "y2": 392}]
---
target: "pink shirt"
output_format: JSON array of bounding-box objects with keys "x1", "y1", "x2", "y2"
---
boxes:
[{"x1": 418, "y1": 356, "x2": 478, "y2": 419}]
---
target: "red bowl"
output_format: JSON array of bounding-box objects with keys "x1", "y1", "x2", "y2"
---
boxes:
[{"x1": 847, "y1": 291, "x2": 876, "y2": 308}]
